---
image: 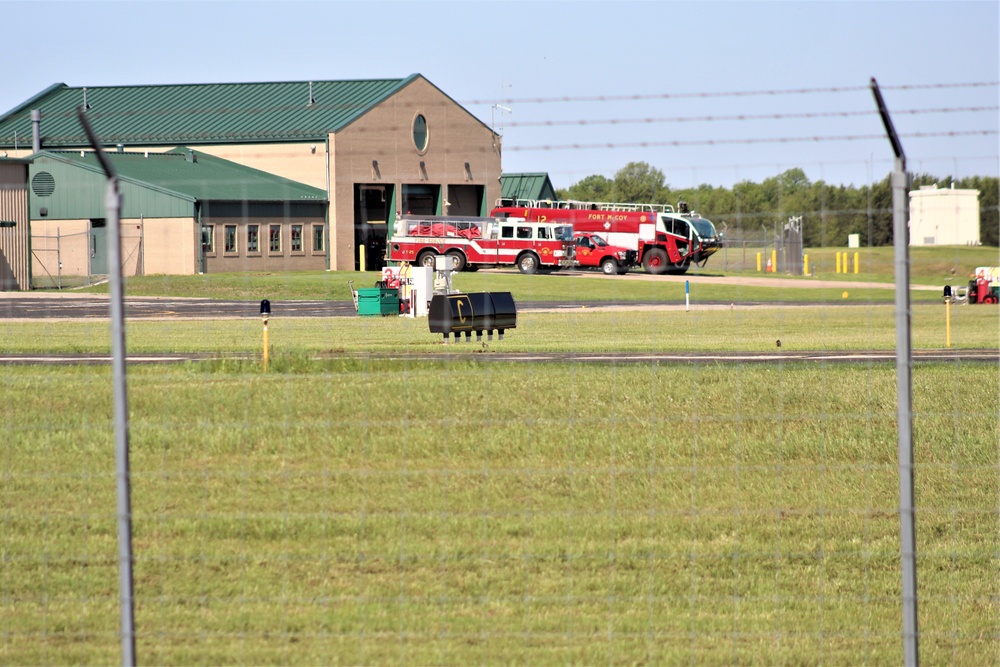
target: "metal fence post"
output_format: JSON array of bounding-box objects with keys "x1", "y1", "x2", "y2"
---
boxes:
[{"x1": 77, "y1": 107, "x2": 136, "y2": 667}]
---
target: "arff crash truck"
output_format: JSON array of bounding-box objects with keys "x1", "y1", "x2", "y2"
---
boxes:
[{"x1": 491, "y1": 198, "x2": 722, "y2": 275}]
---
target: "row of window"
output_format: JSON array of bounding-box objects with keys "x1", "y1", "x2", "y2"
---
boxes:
[{"x1": 202, "y1": 223, "x2": 325, "y2": 256}]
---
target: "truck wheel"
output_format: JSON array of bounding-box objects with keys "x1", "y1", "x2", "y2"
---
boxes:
[
  {"x1": 416, "y1": 251, "x2": 437, "y2": 269},
  {"x1": 642, "y1": 248, "x2": 668, "y2": 275},
  {"x1": 446, "y1": 250, "x2": 467, "y2": 272},
  {"x1": 517, "y1": 252, "x2": 539, "y2": 274},
  {"x1": 601, "y1": 257, "x2": 619, "y2": 275},
  {"x1": 667, "y1": 262, "x2": 690, "y2": 275}
]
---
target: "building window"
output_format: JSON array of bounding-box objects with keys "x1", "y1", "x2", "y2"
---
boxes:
[
  {"x1": 412, "y1": 114, "x2": 428, "y2": 153},
  {"x1": 247, "y1": 225, "x2": 259, "y2": 253},
  {"x1": 269, "y1": 225, "x2": 281, "y2": 253},
  {"x1": 224, "y1": 225, "x2": 237, "y2": 253},
  {"x1": 312, "y1": 224, "x2": 324, "y2": 252},
  {"x1": 201, "y1": 225, "x2": 215, "y2": 254},
  {"x1": 291, "y1": 224, "x2": 303, "y2": 252}
]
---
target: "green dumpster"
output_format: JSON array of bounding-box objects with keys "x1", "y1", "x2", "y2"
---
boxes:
[{"x1": 356, "y1": 287, "x2": 399, "y2": 316}]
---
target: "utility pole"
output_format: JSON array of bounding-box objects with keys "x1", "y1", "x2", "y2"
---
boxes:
[{"x1": 871, "y1": 76, "x2": 918, "y2": 667}]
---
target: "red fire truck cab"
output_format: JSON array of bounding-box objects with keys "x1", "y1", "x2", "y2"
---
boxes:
[{"x1": 385, "y1": 215, "x2": 575, "y2": 274}]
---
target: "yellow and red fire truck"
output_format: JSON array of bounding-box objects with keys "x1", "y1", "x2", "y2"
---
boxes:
[
  {"x1": 385, "y1": 215, "x2": 575, "y2": 274},
  {"x1": 490, "y1": 198, "x2": 722, "y2": 275}
]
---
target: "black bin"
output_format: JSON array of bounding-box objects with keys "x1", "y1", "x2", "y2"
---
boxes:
[{"x1": 429, "y1": 292, "x2": 517, "y2": 342}]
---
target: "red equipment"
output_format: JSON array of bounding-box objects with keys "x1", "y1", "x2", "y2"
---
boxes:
[
  {"x1": 490, "y1": 198, "x2": 723, "y2": 275},
  {"x1": 573, "y1": 232, "x2": 636, "y2": 275}
]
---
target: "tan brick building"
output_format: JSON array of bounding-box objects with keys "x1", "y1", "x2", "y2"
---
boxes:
[{"x1": 0, "y1": 75, "x2": 502, "y2": 273}]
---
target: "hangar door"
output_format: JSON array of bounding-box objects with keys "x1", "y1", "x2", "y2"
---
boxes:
[
  {"x1": 445, "y1": 185, "x2": 484, "y2": 217},
  {"x1": 354, "y1": 184, "x2": 394, "y2": 271},
  {"x1": 401, "y1": 184, "x2": 439, "y2": 216}
]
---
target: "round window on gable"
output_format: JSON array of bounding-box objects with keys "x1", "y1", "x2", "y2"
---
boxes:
[
  {"x1": 32, "y1": 171, "x2": 56, "y2": 197},
  {"x1": 412, "y1": 114, "x2": 428, "y2": 153}
]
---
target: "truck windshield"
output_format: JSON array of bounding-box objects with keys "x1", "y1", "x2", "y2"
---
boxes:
[
  {"x1": 554, "y1": 225, "x2": 574, "y2": 242},
  {"x1": 690, "y1": 218, "x2": 717, "y2": 239}
]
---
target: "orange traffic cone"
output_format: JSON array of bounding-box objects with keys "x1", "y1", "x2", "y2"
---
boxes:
[{"x1": 765, "y1": 258, "x2": 773, "y2": 273}]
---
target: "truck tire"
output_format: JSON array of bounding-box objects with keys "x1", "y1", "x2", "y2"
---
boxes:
[
  {"x1": 642, "y1": 248, "x2": 668, "y2": 275},
  {"x1": 517, "y1": 252, "x2": 540, "y2": 274},
  {"x1": 601, "y1": 257, "x2": 619, "y2": 275},
  {"x1": 416, "y1": 250, "x2": 437, "y2": 270},
  {"x1": 446, "y1": 250, "x2": 467, "y2": 272},
  {"x1": 667, "y1": 261, "x2": 690, "y2": 275}
]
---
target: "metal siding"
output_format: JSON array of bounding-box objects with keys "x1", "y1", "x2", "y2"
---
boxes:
[
  {"x1": 501, "y1": 173, "x2": 556, "y2": 202},
  {"x1": 0, "y1": 78, "x2": 418, "y2": 148},
  {"x1": 28, "y1": 157, "x2": 195, "y2": 219},
  {"x1": 0, "y1": 162, "x2": 31, "y2": 290}
]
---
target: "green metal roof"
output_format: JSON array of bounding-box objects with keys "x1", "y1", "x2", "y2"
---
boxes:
[
  {"x1": 500, "y1": 173, "x2": 557, "y2": 202},
  {"x1": 39, "y1": 148, "x2": 326, "y2": 202},
  {"x1": 0, "y1": 76, "x2": 424, "y2": 148}
]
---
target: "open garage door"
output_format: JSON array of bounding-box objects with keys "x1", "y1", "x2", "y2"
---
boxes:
[
  {"x1": 445, "y1": 184, "x2": 484, "y2": 217},
  {"x1": 354, "y1": 184, "x2": 393, "y2": 271},
  {"x1": 401, "y1": 184, "x2": 439, "y2": 216}
]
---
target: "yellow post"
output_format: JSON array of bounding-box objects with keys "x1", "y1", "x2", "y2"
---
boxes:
[
  {"x1": 803, "y1": 253, "x2": 809, "y2": 276},
  {"x1": 358, "y1": 245, "x2": 366, "y2": 273},
  {"x1": 262, "y1": 317, "x2": 269, "y2": 372},
  {"x1": 771, "y1": 249, "x2": 777, "y2": 274},
  {"x1": 756, "y1": 252, "x2": 762, "y2": 272},
  {"x1": 946, "y1": 298, "x2": 951, "y2": 348},
  {"x1": 260, "y1": 299, "x2": 271, "y2": 372},
  {"x1": 853, "y1": 252, "x2": 859, "y2": 274}
]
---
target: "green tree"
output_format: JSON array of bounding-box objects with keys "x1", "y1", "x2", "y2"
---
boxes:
[
  {"x1": 612, "y1": 162, "x2": 665, "y2": 203},
  {"x1": 562, "y1": 174, "x2": 613, "y2": 202},
  {"x1": 557, "y1": 166, "x2": 997, "y2": 248}
]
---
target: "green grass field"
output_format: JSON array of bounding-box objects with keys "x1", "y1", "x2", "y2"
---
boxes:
[
  {"x1": 4, "y1": 245, "x2": 998, "y2": 664},
  {"x1": 2, "y1": 361, "x2": 998, "y2": 664}
]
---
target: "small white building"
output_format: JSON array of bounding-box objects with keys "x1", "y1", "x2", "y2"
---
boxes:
[{"x1": 909, "y1": 184, "x2": 980, "y2": 246}]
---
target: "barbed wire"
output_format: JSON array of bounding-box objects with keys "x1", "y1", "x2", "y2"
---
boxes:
[
  {"x1": 506, "y1": 130, "x2": 999, "y2": 152},
  {"x1": 463, "y1": 81, "x2": 1000, "y2": 106},
  {"x1": 507, "y1": 106, "x2": 999, "y2": 128}
]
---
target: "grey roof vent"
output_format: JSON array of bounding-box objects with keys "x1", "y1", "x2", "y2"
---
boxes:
[{"x1": 307, "y1": 81, "x2": 316, "y2": 107}]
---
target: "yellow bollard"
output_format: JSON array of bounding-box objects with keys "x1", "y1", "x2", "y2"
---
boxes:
[
  {"x1": 853, "y1": 252, "x2": 859, "y2": 274},
  {"x1": 756, "y1": 252, "x2": 762, "y2": 272},
  {"x1": 803, "y1": 253, "x2": 809, "y2": 276},
  {"x1": 260, "y1": 299, "x2": 271, "y2": 372},
  {"x1": 771, "y1": 249, "x2": 777, "y2": 274},
  {"x1": 834, "y1": 252, "x2": 840, "y2": 274},
  {"x1": 359, "y1": 245, "x2": 366, "y2": 273}
]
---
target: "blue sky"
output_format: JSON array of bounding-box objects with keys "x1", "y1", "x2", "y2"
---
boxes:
[{"x1": 2, "y1": 1, "x2": 997, "y2": 190}]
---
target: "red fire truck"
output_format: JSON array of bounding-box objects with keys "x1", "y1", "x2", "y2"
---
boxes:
[
  {"x1": 490, "y1": 198, "x2": 722, "y2": 275},
  {"x1": 385, "y1": 215, "x2": 575, "y2": 274}
]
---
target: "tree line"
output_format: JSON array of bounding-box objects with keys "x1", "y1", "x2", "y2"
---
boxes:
[{"x1": 557, "y1": 162, "x2": 999, "y2": 247}]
